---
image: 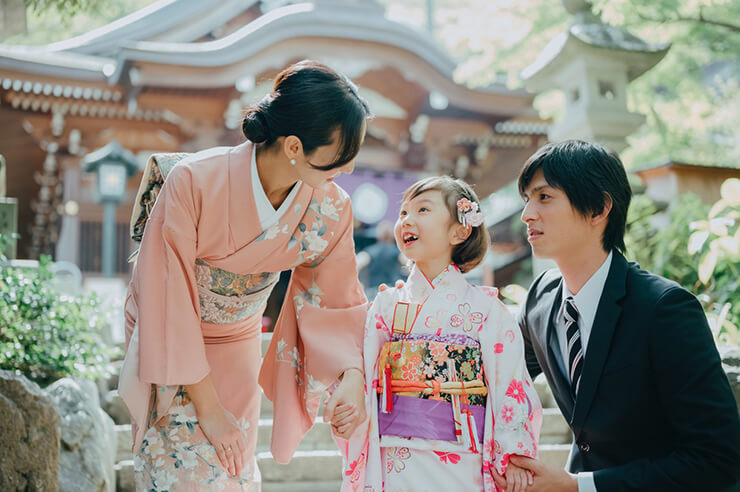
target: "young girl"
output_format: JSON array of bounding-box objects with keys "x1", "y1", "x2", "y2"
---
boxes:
[{"x1": 336, "y1": 176, "x2": 542, "y2": 492}]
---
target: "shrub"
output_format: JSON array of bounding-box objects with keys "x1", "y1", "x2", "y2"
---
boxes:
[{"x1": 0, "y1": 235, "x2": 120, "y2": 386}]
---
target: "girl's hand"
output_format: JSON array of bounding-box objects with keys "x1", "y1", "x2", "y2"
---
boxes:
[
  {"x1": 330, "y1": 403, "x2": 361, "y2": 437},
  {"x1": 504, "y1": 461, "x2": 533, "y2": 492},
  {"x1": 198, "y1": 405, "x2": 248, "y2": 477},
  {"x1": 323, "y1": 368, "x2": 366, "y2": 439}
]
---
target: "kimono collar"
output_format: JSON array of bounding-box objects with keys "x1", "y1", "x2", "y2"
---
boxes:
[{"x1": 405, "y1": 263, "x2": 468, "y2": 301}]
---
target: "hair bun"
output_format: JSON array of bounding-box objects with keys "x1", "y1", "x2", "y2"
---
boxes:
[{"x1": 242, "y1": 109, "x2": 270, "y2": 143}]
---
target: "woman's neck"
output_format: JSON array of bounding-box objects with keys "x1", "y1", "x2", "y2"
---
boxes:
[{"x1": 255, "y1": 144, "x2": 299, "y2": 209}]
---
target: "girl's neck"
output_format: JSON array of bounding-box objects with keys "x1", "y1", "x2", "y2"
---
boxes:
[
  {"x1": 416, "y1": 257, "x2": 453, "y2": 285},
  {"x1": 255, "y1": 144, "x2": 299, "y2": 209}
]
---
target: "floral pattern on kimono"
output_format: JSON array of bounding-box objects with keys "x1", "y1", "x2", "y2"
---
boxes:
[
  {"x1": 339, "y1": 265, "x2": 542, "y2": 492},
  {"x1": 135, "y1": 387, "x2": 256, "y2": 492},
  {"x1": 120, "y1": 142, "x2": 367, "y2": 490}
]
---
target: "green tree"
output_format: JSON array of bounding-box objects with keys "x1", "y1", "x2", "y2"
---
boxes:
[
  {"x1": 3, "y1": 0, "x2": 156, "y2": 44},
  {"x1": 381, "y1": 0, "x2": 740, "y2": 169}
]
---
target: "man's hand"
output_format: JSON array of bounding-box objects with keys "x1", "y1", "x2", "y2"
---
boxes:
[
  {"x1": 493, "y1": 456, "x2": 578, "y2": 492},
  {"x1": 323, "y1": 368, "x2": 366, "y2": 439}
]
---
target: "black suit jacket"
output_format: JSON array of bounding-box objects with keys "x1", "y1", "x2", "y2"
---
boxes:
[{"x1": 518, "y1": 251, "x2": 740, "y2": 491}]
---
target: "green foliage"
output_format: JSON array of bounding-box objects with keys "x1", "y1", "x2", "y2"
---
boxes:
[
  {"x1": 4, "y1": 0, "x2": 156, "y2": 44},
  {"x1": 386, "y1": 0, "x2": 740, "y2": 169},
  {"x1": 625, "y1": 181, "x2": 740, "y2": 345},
  {"x1": 686, "y1": 178, "x2": 740, "y2": 344},
  {"x1": 0, "y1": 236, "x2": 120, "y2": 385}
]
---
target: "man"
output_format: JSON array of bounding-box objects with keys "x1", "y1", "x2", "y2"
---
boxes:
[
  {"x1": 356, "y1": 221, "x2": 404, "y2": 300},
  {"x1": 496, "y1": 140, "x2": 740, "y2": 491}
]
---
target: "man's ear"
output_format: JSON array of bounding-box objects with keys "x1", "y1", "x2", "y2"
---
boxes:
[
  {"x1": 450, "y1": 223, "x2": 472, "y2": 246},
  {"x1": 592, "y1": 192, "x2": 613, "y2": 225}
]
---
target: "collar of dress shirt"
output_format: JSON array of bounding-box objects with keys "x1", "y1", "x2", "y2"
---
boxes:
[{"x1": 560, "y1": 250, "x2": 613, "y2": 341}]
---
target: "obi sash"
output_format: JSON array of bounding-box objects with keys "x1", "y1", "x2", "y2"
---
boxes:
[{"x1": 376, "y1": 336, "x2": 487, "y2": 446}]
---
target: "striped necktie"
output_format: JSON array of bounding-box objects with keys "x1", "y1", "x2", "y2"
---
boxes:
[{"x1": 564, "y1": 296, "x2": 583, "y2": 396}]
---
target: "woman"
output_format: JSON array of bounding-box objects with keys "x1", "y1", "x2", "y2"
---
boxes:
[{"x1": 119, "y1": 60, "x2": 370, "y2": 491}]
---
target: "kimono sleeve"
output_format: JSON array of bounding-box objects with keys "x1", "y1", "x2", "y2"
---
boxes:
[
  {"x1": 480, "y1": 299, "x2": 542, "y2": 475},
  {"x1": 291, "y1": 196, "x2": 367, "y2": 387},
  {"x1": 134, "y1": 163, "x2": 209, "y2": 386},
  {"x1": 260, "y1": 191, "x2": 367, "y2": 463}
]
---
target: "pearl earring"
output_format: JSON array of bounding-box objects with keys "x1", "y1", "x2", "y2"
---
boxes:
[{"x1": 290, "y1": 159, "x2": 296, "y2": 166}]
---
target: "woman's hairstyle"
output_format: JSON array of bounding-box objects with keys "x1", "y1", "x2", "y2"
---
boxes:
[
  {"x1": 402, "y1": 176, "x2": 491, "y2": 273},
  {"x1": 242, "y1": 60, "x2": 371, "y2": 171},
  {"x1": 518, "y1": 139, "x2": 631, "y2": 253}
]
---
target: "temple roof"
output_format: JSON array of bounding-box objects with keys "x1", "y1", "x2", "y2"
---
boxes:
[{"x1": 0, "y1": 0, "x2": 537, "y2": 117}]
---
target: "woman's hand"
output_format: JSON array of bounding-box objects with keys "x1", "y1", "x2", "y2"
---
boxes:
[
  {"x1": 323, "y1": 368, "x2": 366, "y2": 439},
  {"x1": 185, "y1": 374, "x2": 247, "y2": 477},
  {"x1": 198, "y1": 405, "x2": 248, "y2": 477}
]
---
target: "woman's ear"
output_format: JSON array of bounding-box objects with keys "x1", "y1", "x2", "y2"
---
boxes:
[
  {"x1": 450, "y1": 223, "x2": 472, "y2": 246},
  {"x1": 283, "y1": 135, "x2": 303, "y2": 161}
]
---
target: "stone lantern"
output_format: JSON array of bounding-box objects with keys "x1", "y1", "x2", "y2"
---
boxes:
[
  {"x1": 522, "y1": 0, "x2": 670, "y2": 152},
  {"x1": 82, "y1": 141, "x2": 138, "y2": 277}
]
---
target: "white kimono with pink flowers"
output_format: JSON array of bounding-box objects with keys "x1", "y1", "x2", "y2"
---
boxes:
[{"x1": 340, "y1": 265, "x2": 541, "y2": 492}]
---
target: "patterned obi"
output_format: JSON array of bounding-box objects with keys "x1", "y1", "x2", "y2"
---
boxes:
[
  {"x1": 377, "y1": 334, "x2": 487, "y2": 443},
  {"x1": 194, "y1": 259, "x2": 279, "y2": 325},
  {"x1": 377, "y1": 335, "x2": 487, "y2": 405}
]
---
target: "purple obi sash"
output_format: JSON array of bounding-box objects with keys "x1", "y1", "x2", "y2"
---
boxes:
[{"x1": 378, "y1": 394, "x2": 485, "y2": 443}]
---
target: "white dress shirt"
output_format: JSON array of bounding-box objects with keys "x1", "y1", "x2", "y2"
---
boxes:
[
  {"x1": 251, "y1": 144, "x2": 301, "y2": 230},
  {"x1": 557, "y1": 250, "x2": 613, "y2": 492}
]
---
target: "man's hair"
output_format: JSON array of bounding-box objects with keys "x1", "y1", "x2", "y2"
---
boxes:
[{"x1": 518, "y1": 140, "x2": 632, "y2": 252}]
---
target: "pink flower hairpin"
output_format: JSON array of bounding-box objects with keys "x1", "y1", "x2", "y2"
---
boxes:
[{"x1": 456, "y1": 197, "x2": 484, "y2": 227}]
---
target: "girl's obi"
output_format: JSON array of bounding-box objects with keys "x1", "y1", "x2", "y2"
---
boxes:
[{"x1": 376, "y1": 336, "x2": 487, "y2": 446}]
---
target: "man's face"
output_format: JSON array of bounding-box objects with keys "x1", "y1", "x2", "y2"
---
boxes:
[{"x1": 520, "y1": 169, "x2": 595, "y2": 261}]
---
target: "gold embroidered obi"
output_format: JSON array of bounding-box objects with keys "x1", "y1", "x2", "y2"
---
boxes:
[
  {"x1": 194, "y1": 259, "x2": 279, "y2": 325},
  {"x1": 377, "y1": 335, "x2": 487, "y2": 406}
]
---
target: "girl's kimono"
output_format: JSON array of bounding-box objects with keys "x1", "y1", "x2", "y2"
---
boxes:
[
  {"x1": 118, "y1": 141, "x2": 366, "y2": 491},
  {"x1": 340, "y1": 265, "x2": 541, "y2": 492}
]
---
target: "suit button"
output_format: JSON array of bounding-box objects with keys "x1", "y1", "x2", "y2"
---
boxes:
[{"x1": 579, "y1": 443, "x2": 590, "y2": 452}]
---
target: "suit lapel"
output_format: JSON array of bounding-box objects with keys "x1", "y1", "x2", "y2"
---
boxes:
[
  {"x1": 571, "y1": 251, "x2": 628, "y2": 433},
  {"x1": 543, "y1": 281, "x2": 576, "y2": 419}
]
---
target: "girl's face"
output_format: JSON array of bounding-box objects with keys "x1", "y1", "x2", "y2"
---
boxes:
[{"x1": 394, "y1": 190, "x2": 462, "y2": 271}]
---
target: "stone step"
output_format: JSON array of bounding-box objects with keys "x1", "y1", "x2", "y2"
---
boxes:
[
  {"x1": 257, "y1": 450, "x2": 343, "y2": 482},
  {"x1": 258, "y1": 418, "x2": 334, "y2": 451},
  {"x1": 116, "y1": 425, "x2": 133, "y2": 463},
  {"x1": 257, "y1": 445, "x2": 571, "y2": 483},
  {"x1": 114, "y1": 460, "x2": 134, "y2": 492},
  {"x1": 263, "y1": 481, "x2": 342, "y2": 492},
  {"x1": 539, "y1": 444, "x2": 571, "y2": 468},
  {"x1": 115, "y1": 446, "x2": 570, "y2": 492},
  {"x1": 117, "y1": 407, "x2": 573, "y2": 463},
  {"x1": 540, "y1": 407, "x2": 571, "y2": 444}
]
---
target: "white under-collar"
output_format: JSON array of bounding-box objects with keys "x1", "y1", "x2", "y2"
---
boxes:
[{"x1": 251, "y1": 143, "x2": 301, "y2": 231}]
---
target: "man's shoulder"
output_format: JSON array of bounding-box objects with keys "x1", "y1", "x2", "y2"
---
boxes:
[
  {"x1": 623, "y1": 259, "x2": 685, "y2": 303},
  {"x1": 528, "y1": 267, "x2": 563, "y2": 298}
]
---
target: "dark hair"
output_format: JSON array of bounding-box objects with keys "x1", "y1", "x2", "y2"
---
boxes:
[
  {"x1": 242, "y1": 60, "x2": 371, "y2": 170},
  {"x1": 518, "y1": 139, "x2": 632, "y2": 252},
  {"x1": 402, "y1": 176, "x2": 491, "y2": 273}
]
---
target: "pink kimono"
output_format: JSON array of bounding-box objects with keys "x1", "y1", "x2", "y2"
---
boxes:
[
  {"x1": 118, "y1": 141, "x2": 366, "y2": 490},
  {"x1": 340, "y1": 265, "x2": 541, "y2": 492}
]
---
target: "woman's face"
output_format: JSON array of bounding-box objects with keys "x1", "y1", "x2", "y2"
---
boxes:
[{"x1": 294, "y1": 121, "x2": 366, "y2": 191}]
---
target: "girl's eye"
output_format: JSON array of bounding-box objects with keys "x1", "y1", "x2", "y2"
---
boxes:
[
  {"x1": 399, "y1": 210, "x2": 407, "y2": 217},
  {"x1": 419, "y1": 207, "x2": 429, "y2": 212}
]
